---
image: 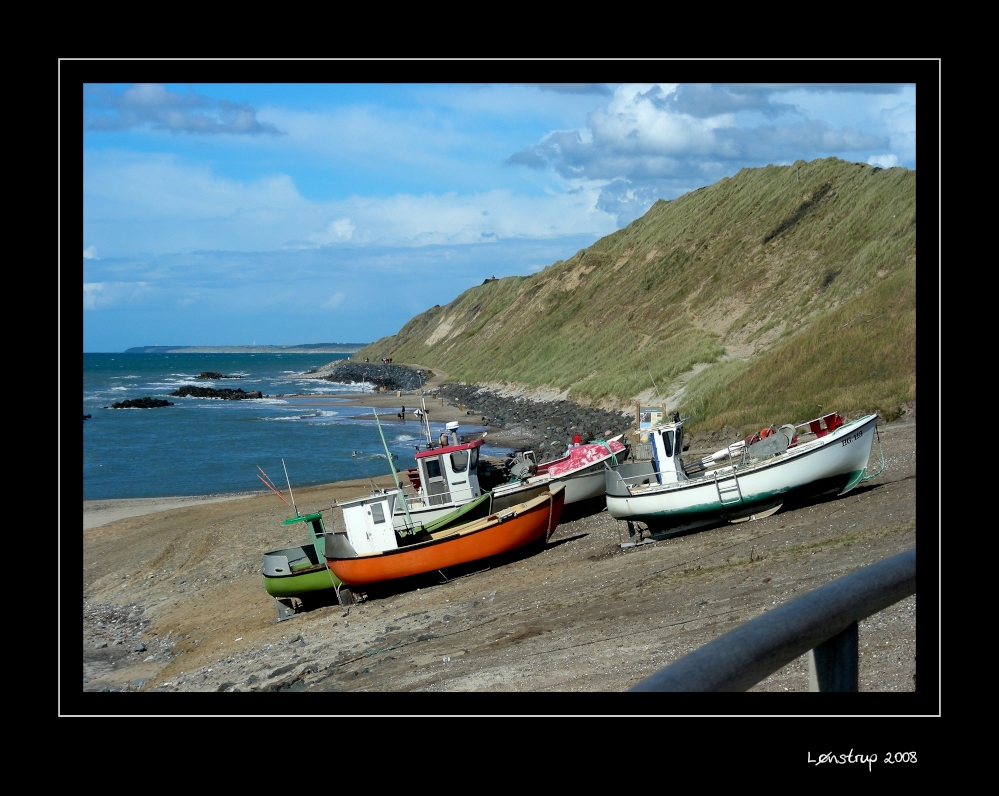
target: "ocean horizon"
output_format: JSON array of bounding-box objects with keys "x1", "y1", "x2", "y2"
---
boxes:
[{"x1": 82, "y1": 352, "x2": 509, "y2": 502}]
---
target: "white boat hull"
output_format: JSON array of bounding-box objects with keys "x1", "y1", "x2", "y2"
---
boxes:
[
  {"x1": 550, "y1": 461, "x2": 614, "y2": 503},
  {"x1": 606, "y1": 414, "x2": 879, "y2": 531},
  {"x1": 493, "y1": 459, "x2": 617, "y2": 506}
]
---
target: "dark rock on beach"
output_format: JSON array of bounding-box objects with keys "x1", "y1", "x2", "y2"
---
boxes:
[
  {"x1": 109, "y1": 397, "x2": 175, "y2": 409},
  {"x1": 435, "y1": 384, "x2": 634, "y2": 461},
  {"x1": 196, "y1": 371, "x2": 243, "y2": 380},
  {"x1": 170, "y1": 386, "x2": 263, "y2": 400},
  {"x1": 312, "y1": 361, "x2": 428, "y2": 392}
]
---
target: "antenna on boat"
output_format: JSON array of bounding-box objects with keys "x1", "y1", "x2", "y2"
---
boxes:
[
  {"x1": 352, "y1": 450, "x2": 378, "y2": 492},
  {"x1": 372, "y1": 406, "x2": 416, "y2": 531},
  {"x1": 257, "y1": 466, "x2": 291, "y2": 507},
  {"x1": 281, "y1": 458, "x2": 299, "y2": 517}
]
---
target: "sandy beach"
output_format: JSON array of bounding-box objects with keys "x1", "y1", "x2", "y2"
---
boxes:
[
  {"x1": 78, "y1": 416, "x2": 920, "y2": 700},
  {"x1": 84, "y1": 495, "x2": 257, "y2": 531},
  {"x1": 79, "y1": 371, "x2": 921, "y2": 702}
]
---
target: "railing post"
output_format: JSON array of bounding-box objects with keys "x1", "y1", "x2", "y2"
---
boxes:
[
  {"x1": 808, "y1": 621, "x2": 859, "y2": 691},
  {"x1": 630, "y1": 549, "x2": 914, "y2": 692}
]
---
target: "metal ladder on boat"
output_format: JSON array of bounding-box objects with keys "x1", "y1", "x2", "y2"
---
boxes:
[{"x1": 714, "y1": 470, "x2": 744, "y2": 507}]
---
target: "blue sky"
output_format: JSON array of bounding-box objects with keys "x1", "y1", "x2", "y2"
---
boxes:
[{"x1": 80, "y1": 82, "x2": 918, "y2": 352}]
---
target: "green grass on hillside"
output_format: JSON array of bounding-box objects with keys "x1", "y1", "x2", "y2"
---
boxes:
[
  {"x1": 356, "y1": 158, "x2": 917, "y2": 435},
  {"x1": 682, "y1": 261, "x2": 916, "y2": 434}
]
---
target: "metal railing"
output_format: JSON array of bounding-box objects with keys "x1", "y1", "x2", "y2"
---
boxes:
[{"x1": 629, "y1": 547, "x2": 916, "y2": 692}]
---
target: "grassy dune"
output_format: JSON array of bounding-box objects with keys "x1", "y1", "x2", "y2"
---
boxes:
[{"x1": 357, "y1": 157, "x2": 917, "y2": 436}]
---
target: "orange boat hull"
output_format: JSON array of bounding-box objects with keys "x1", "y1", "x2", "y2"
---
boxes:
[{"x1": 328, "y1": 487, "x2": 565, "y2": 587}]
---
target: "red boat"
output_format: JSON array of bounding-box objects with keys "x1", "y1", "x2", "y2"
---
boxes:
[{"x1": 325, "y1": 485, "x2": 565, "y2": 587}]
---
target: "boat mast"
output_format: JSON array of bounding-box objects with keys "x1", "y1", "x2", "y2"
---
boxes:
[
  {"x1": 281, "y1": 458, "x2": 299, "y2": 517},
  {"x1": 372, "y1": 406, "x2": 416, "y2": 531},
  {"x1": 280, "y1": 459, "x2": 336, "y2": 587},
  {"x1": 417, "y1": 369, "x2": 433, "y2": 448}
]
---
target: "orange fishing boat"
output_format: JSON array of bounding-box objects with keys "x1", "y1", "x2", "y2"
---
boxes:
[{"x1": 325, "y1": 485, "x2": 565, "y2": 587}]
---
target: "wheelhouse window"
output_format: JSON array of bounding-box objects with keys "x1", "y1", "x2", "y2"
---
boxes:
[
  {"x1": 370, "y1": 503, "x2": 385, "y2": 524},
  {"x1": 450, "y1": 450, "x2": 469, "y2": 472},
  {"x1": 425, "y1": 458, "x2": 443, "y2": 479},
  {"x1": 661, "y1": 430, "x2": 674, "y2": 458}
]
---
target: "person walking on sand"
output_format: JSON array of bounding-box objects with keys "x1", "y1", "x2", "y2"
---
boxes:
[
  {"x1": 401, "y1": 405, "x2": 406, "y2": 419},
  {"x1": 572, "y1": 432, "x2": 582, "y2": 446}
]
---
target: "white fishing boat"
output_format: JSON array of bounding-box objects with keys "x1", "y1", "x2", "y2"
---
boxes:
[
  {"x1": 368, "y1": 387, "x2": 629, "y2": 529},
  {"x1": 393, "y1": 422, "x2": 551, "y2": 530},
  {"x1": 326, "y1": 485, "x2": 565, "y2": 589},
  {"x1": 322, "y1": 410, "x2": 553, "y2": 601},
  {"x1": 605, "y1": 411, "x2": 882, "y2": 544}
]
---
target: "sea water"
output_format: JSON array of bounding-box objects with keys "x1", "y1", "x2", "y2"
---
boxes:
[{"x1": 82, "y1": 352, "x2": 509, "y2": 501}]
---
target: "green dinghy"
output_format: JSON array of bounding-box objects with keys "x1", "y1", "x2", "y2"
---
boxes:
[{"x1": 262, "y1": 512, "x2": 346, "y2": 619}]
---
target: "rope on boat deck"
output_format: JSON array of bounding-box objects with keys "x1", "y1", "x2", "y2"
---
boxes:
[{"x1": 861, "y1": 425, "x2": 887, "y2": 482}]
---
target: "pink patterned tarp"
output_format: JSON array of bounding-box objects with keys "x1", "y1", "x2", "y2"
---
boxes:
[{"x1": 545, "y1": 440, "x2": 627, "y2": 478}]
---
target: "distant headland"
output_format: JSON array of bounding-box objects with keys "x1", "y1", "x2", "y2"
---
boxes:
[{"x1": 123, "y1": 343, "x2": 367, "y2": 354}]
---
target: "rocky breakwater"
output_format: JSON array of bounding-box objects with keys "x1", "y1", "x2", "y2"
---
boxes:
[
  {"x1": 170, "y1": 386, "x2": 263, "y2": 400},
  {"x1": 435, "y1": 384, "x2": 634, "y2": 462},
  {"x1": 305, "y1": 361, "x2": 429, "y2": 392}
]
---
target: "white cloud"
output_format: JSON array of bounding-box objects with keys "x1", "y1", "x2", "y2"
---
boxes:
[
  {"x1": 326, "y1": 188, "x2": 616, "y2": 247},
  {"x1": 867, "y1": 154, "x2": 899, "y2": 168},
  {"x1": 86, "y1": 152, "x2": 303, "y2": 222},
  {"x1": 85, "y1": 151, "x2": 617, "y2": 258},
  {"x1": 84, "y1": 282, "x2": 152, "y2": 310},
  {"x1": 305, "y1": 219, "x2": 356, "y2": 248},
  {"x1": 85, "y1": 152, "x2": 318, "y2": 256},
  {"x1": 86, "y1": 83, "x2": 282, "y2": 136},
  {"x1": 591, "y1": 83, "x2": 721, "y2": 155},
  {"x1": 261, "y1": 104, "x2": 470, "y2": 176},
  {"x1": 83, "y1": 246, "x2": 98, "y2": 260},
  {"x1": 880, "y1": 101, "x2": 916, "y2": 167},
  {"x1": 503, "y1": 82, "x2": 915, "y2": 227},
  {"x1": 322, "y1": 291, "x2": 346, "y2": 310}
]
